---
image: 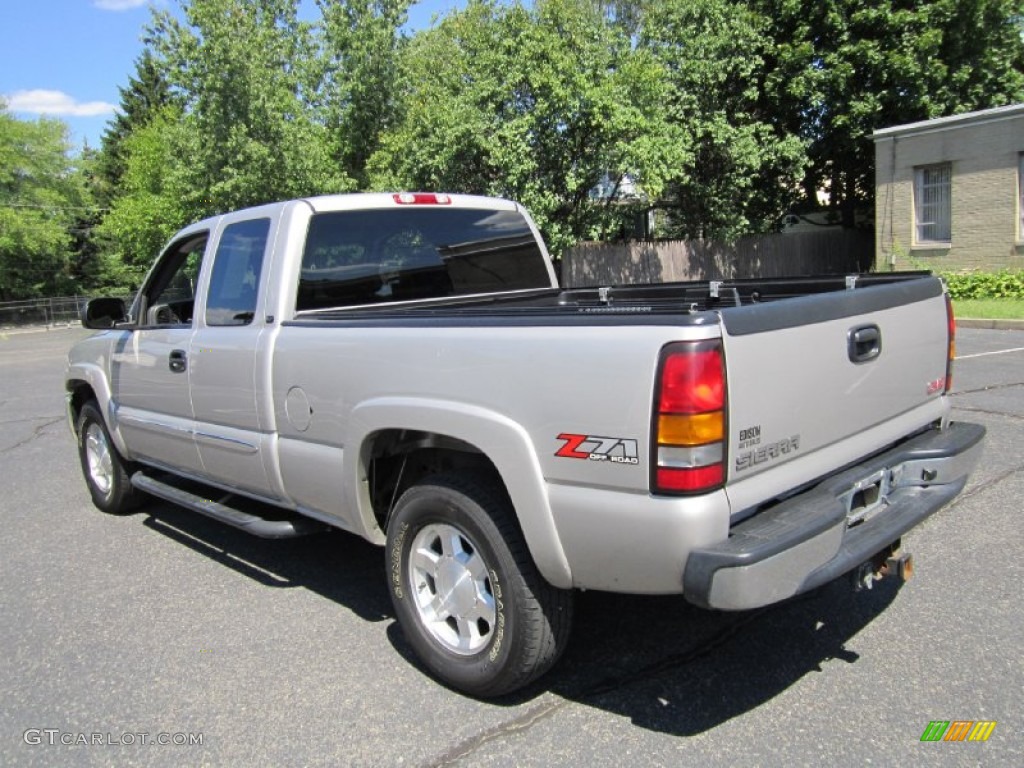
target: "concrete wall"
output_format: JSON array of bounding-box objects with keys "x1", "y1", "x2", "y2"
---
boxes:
[{"x1": 874, "y1": 104, "x2": 1024, "y2": 273}]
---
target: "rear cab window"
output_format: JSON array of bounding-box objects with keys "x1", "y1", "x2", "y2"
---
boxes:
[{"x1": 296, "y1": 208, "x2": 551, "y2": 312}]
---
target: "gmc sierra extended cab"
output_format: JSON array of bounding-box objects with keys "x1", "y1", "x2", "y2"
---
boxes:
[{"x1": 66, "y1": 193, "x2": 984, "y2": 697}]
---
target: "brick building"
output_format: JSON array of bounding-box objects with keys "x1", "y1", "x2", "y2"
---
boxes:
[{"x1": 873, "y1": 103, "x2": 1024, "y2": 272}]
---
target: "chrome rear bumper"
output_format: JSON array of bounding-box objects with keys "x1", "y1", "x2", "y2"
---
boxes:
[{"x1": 683, "y1": 421, "x2": 985, "y2": 611}]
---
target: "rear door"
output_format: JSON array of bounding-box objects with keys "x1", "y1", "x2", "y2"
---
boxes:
[{"x1": 188, "y1": 214, "x2": 277, "y2": 498}]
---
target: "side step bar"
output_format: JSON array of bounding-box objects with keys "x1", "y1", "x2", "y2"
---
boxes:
[{"x1": 131, "y1": 473, "x2": 326, "y2": 539}]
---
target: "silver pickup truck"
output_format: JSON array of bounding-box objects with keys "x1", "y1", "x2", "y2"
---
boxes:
[{"x1": 66, "y1": 193, "x2": 984, "y2": 697}]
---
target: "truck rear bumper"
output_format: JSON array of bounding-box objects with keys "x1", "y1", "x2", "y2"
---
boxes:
[{"x1": 683, "y1": 421, "x2": 985, "y2": 611}]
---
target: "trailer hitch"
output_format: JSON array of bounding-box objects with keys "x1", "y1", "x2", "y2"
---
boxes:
[{"x1": 853, "y1": 540, "x2": 914, "y2": 591}]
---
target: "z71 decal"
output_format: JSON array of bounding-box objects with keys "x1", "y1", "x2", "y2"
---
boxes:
[{"x1": 555, "y1": 433, "x2": 640, "y2": 465}]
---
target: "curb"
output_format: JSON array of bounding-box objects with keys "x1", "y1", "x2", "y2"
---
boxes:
[
  {"x1": 0, "y1": 324, "x2": 84, "y2": 337},
  {"x1": 956, "y1": 318, "x2": 1024, "y2": 331}
]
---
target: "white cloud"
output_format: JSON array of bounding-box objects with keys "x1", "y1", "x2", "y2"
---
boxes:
[
  {"x1": 5, "y1": 90, "x2": 117, "y2": 117},
  {"x1": 93, "y1": 0, "x2": 148, "y2": 10}
]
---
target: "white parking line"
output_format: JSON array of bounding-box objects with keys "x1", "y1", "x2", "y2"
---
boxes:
[{"x1": 957, "y1": 346, "x2": 1024, "y2": 360}]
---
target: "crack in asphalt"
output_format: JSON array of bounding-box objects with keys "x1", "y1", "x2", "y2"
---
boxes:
[
  {"x1": 428, "y1": 609, "x2": 767, "y2": 768},
  {"x1": 0, "y1": 416, "x2": 65, "y2": 455},
  {"x1": 952, "y1": 404, "x2": 1024, "y2": 421},
  {"x1": 948, "y1": 462, "x2": 1024, "y2": 507},
  {"x1": 0, "y1": 414, "x2": 63, "y2": 426},
  {"x1": 430, "y1": 698, "x2": 569, "y2": 768},
  {"x1": 950, "y1": 380, "x2": 1024, "y2": 396}
]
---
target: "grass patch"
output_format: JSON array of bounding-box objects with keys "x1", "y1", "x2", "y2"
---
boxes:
[{"x1": 952, "y1": 298, "x2": 1024, "y2": 320}]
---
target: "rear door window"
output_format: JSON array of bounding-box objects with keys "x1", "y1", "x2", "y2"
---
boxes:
[{"x1": 205, "y1": 218, "x2": 270, "y2": 326}]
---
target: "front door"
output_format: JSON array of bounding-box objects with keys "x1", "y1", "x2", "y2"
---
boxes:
[{"x1": 111, "y1": 231, "x2": 208, "y2": 474}]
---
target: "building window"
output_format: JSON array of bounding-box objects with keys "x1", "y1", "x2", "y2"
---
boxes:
[
  {"x1": 914, "y1": 163, "x2": 952, "y2": 244},
  {"x1": 1019, "y1": 153, "x2": 1024, "y2": 241}
]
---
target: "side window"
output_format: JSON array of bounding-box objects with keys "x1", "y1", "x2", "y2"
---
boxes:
[
  {"x1": 205, "y1": 218, "x2": 271, "y2": 326},
  {"x1": 139, "y1": 233, "x2": 208, "y2": 327}
]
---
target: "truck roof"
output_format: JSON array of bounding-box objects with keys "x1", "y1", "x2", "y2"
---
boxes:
[{"x1": 300, "y1": 193, "x2": 522, "y2": 213}]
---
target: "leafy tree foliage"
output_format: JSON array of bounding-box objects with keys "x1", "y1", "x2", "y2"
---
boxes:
[
  {"x1": 638, "y1": 0, "x2": 807, "y2": 240},
  {"x1": 148, "y1": 0, "x2": 349, "y2": 215},
  {"x1": 0, "y1": 103, "x2": 89, "y2": 299},
  {"x1": 316, "y1": 0, "x2": 412, "y2": 188},
  {"x1": 369, "y1": 0, "x2": 685, "y2": 253},
  {"x1": 754, "y1": 0, "x2": 1024, "y2": 226},
  {"x1": 93, "y1": 107, "x2": 197, "y2": 289},
  {"x1": 4, "y1": 0, "x2": 1016, "y2": 299},
  {"x1": 97, "y1": 50, "x2": 178, "y2": 205}
]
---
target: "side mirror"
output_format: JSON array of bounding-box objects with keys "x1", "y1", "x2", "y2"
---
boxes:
[{"x1": 81, "y1": 298, "x2": 128, "y2": 329}]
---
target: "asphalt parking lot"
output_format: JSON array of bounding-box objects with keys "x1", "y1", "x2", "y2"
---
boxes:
[{"x1": 0, "y1": 325, "x2": 1021, "y2": 767}]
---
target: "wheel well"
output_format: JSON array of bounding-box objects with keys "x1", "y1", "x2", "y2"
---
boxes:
[
  {"x1": 364, "y1": 429, "x2": 504, "y2": 532},
  {"x1": 66, "y1": 381, "x2": 97, "y2": 432}
]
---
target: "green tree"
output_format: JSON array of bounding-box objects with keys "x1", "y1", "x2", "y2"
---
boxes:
[
  {"x1": 755, "y1": 0, "x2": 1024, "y2": 226},
  {"x1": 0, "y1": 102, "x2": 88, "y2": 300},
  {"x1": 97, "y1": 49, "x2": 179, "y2": 205},
  {"x1": 638, "y1": 0, "x2": 807, "y2": 240},
  {"x1": 369, "y1": 0, "x2": 684, "y2": 254},
  {"x1": 316, "y1": 0, "x2": 412, "y2": 188},
  {"x1": 148, "y1": 0, "x2": 349, "y2": 215},
  {"x1": 93, "y1": 107, "x2": 197, "y2": 290}
]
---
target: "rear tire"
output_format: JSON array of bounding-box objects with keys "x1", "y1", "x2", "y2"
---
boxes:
[
  {"x1": 76, "y1": 401, "x2": 140, "y2": 515},
  {"x1": 386, "y1": 472, "x2": 573, "y2": 697}
]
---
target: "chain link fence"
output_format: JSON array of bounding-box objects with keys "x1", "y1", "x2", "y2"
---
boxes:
[{"x1": 0, "y1": 296, "x2": 91, "y2": 329}]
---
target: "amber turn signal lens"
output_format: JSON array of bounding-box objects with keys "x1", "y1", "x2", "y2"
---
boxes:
[{"x1": 657, "y1": 413, "x2": 723, "y2": 446}]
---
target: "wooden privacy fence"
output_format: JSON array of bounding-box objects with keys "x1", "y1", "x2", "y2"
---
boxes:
[{"x1": 562, "y1": 229, "x2": 874, "y2": 288}]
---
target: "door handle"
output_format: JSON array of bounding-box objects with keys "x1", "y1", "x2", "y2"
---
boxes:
[
  {"x1": 848, "y1": 325, "x2": 882, "y2": 363},
  {"x1": 169, "y1": 349, "x2": 187, "y2": 373}
]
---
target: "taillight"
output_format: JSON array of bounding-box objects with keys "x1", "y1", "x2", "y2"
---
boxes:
[
  {"x1": 945, "y1": 294, "x2": 955, "y2": 393},
  {"x1": 392, "y1": 192, "x2": 452, "y2": 205},
  {"x1": 652, "y1": 340, "x2": 727, "y2": 494}
]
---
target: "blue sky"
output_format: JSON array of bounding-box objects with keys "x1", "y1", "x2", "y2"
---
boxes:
[{"x1": 0, "y1": 1, "x2": 466, "y2": 151}]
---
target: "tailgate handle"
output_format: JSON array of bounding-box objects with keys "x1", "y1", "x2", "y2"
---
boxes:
[{"x1": 848, "y1": 325, "x2": 881, "y2": 363}]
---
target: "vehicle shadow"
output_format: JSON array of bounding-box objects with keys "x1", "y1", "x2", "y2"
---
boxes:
[
  {"x1": 541, "y1": 578, "x2": 901, "y2": 736},
  {"x1": 136, "y1": 497, "x2": 901, "y2": 737},
  {"x1": 139, "y1": 500, "x2": 392, "y2": 624},
  {"x1": 382, "y1": 561, "x2": 902, "y2": 737}
]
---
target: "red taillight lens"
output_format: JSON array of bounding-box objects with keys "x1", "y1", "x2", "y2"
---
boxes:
[
  {"x1": 658, "y1": 346, "x2": 725, "y2": 413},
  {"x1": 652, "y1": 340, "x2": 727, "y2": 495},
  {"x1": 945, "y1": 294, "x2": 955, "y2": 393},
  {"x1": 657, "y1": 465, "x2": 724, "y2": 492}
]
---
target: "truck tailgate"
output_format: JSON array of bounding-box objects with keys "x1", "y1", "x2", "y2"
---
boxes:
[{"x1": 718, "y1": 277, "x2": 950, "y2": 512}]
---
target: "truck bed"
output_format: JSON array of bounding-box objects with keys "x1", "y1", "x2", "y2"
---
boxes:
[{"x1": 290, "y1": 272, "x2": 937, "y2": 324}]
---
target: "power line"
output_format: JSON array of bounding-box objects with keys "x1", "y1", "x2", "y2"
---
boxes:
[{"x1": 0, "y1": 202, "x2": 110, "y2": 212}]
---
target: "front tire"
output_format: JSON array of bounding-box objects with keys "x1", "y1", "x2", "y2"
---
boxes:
[
  {"x1": 76, "y1": 401, "x2": 140, "y2": 515},
  {"x1": 386, "y1": 472, "x2": 573, "y2": 697}
]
